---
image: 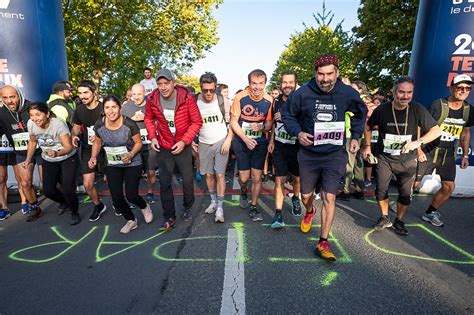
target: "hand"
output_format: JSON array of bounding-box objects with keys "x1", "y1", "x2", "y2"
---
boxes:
[
  {"x1": 46, "y1": 149, "x2": 57, "y2": 158},
  {"x1": 72, "y1": 136, "x2": 80, "y2": 147},
  {"x1": 192, "y1": 141, "x2": 199, "y2": 153},
  {"x1": 132, "y1": 111, "x2": 145, "y2": 121},
  {"x1": 268, "y1": 140, "x2": 274, "y2": 154},
  {"x1": 88, "y1": 135, "x2": 96, "y2": 144},
  {"x1": 461, "y1": 156, "x2": 469, "y2": 169},
  {"x1": 220, "y1": 138, "x2": 231, "y2": 155},
  {"x1": 88, "y1": 157, "x2": 97, "y2": 169},
  {"x1": 121, "y1": 152, "x2": 133, "y2": 164},
  {"x1": 349, "y1": 139, "x2": 360, "y2": 154},
  {"x1": 250, "y1": 123, "x2": 263, "y2": 132},
  {"x1": 417, "y1": 148, "x2": 427, "y2": 162},
  {"x1": 244, "y1": 137, "x2": 257, "y2": 150},
  {"x1": 361, "y1": 145, "x2": 371, "y2": 160},
  {"x1": 21, "y1": 160, "x2": 32, "y2": 169},
  {"x1": 273, "y1": 112, "x2": 281, "y2": 122},
  {"x1": 150, "y1": 138, "x2": 160, "y2": 152},
  {"x1": 298, "y1": 132, "x2": 314, "y2": 146},
  {"x1": 171, "y1": 140, "x2": 186, "y2": 155},
  {"x1": 401, "y1": 140, "x2": 420, "y2": 154}
]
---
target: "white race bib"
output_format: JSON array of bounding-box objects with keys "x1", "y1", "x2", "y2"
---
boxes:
[
  {"x1": 382, "y1": 134, "x2": 412, "y2": 156},
  {"x1": 104, "y1": 146, "x2": 128, "y2": 165},
  {"x1": 0, "y1": 134, "x2": 14, "y2": 153},
  {"x1": 313, "y1": 121, "x2": 344, "y2": 146},
  {"x1": 140, "y1": 128, "x2": 151, "y2": 144},
  {"x1": 11, "y1": 132, "x2": 30, "y2": 151},
  {"x1": 274, "y1": 122, "x2": 296, "y2": 144},
  {"x1": 371, "y1": 130, "x2": 379, "y2": 143},
  {"x1": 87, "y1": 126, "x2": 95, "y2": 145},
  {"x1": 163, "y1": 109, "x2": 176, "y2": 135},
  {"x1": 242, "y1": 122, "x2": 263, "y2": 139}
]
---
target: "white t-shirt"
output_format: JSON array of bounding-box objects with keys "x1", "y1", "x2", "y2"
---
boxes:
[
  {"x1": 197, "y1": 98, "x2": 228, "y2": 144},
  {"x1": 140, "y1": 78, "x2": 158, "y2": 95}
]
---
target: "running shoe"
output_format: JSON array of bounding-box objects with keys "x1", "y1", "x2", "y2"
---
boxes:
[
  {"x1": 316, "y1": 240, "x2": 336, "y2": 262},
  {"x1": 113, "y1": 205, "x2": 122, "y2": 217},
  {"x1": 183, "y1": 208, "x2": 192, "y2": 221},
  {"x1": 300, "y1": 206, "x2": 316, "y2": 233},
  {"x1": 215, "y1": 208, "x2": 224, "y2": 223},
  {"x1": 21, "y1": 203, "x2": 31, "y2": 215},
  {"x1": 70, "y1": 213, "x2": 81, "y2": 225},
  {"x1": 158, "y1": 218, "x2": 176, "y2": 231},
  {"x1": 26, "y1": 208, "x2": 43, "y2": 222},
  {"x1": 271, "y1": 212, "x2": 284, "y2": 229},
  {"x1": 239, "y1": 189, "x2": 249, "y2": 209},
  {"x1": 141, "y1": 204, "x2": 153, "y2": 223},
  {"x1": 291, "y1": 196, "x2": 302, "y2": 216},
  {"x1": 120, "y1": 219, "x2": 138, "y2": 234},
  {"x1": 392, "y1": 218, "x2": 408, "y2": 235},
  {"x1": 0, "y1": 209, "x2": 11, "y2": 221},
  {"x1": 58, "y1": 204, "x2": 68, "y2": 216},
  {"x1": 422, "y1": 211, "x2": 443, "y2": 227},
  {"x1": 248, "y1": 205, "x2": 263, "y2": 222},
  {"x1": 350, "y1": 190, "x2": 365, "y2": 200},
  {"x1": 337, "y1": 191, "x2": 350, "y2": 201},
  {"x1": 205, "y1": 201, "x2": 217, "y2": 214},
  {"x1": 373, "y1": 215, "x2": 392, "y2": 230},
  {"x1": 89, "y1": 203, "x2": 107, "y2": 222},
  {"x1": 146, "y1": 193, "x2": 156, "y2": 204},
  {"x1": 364, "y1": 179, "x2": 372, "y2": 187}
]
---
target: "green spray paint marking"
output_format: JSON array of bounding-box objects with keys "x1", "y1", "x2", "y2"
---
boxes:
[
  {"x1": 153, "y1": 236, "x2": 226, "y2": 262},
  {"x1": 232, "y1": 222, "x2": 248, "y2": 263},
  {"x1": 95, "y1": 225, "x2": 168, "y2": 262},
  {"x1": 365, "y1": 224, "x2": 474, "y2": 264},
  {"x1": 80, "y1": 195, "x2": 92, "y2": 204},
  {"x1": 224, "y1": 199, "x2": 240, "y2": 206},
  {"x1": 265, "y1": 224, "x2": 352, "y2": 263},
  {"x1": 320, "y1": 271, "x2": 338, "y2": 286},
  {"x1": 9, "y1": 226, "x2": 98, "y2": 263}
]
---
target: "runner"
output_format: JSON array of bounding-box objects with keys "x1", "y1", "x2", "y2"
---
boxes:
[
  {"x1": 282, "y1": 55, "x2": 367, "y2": 261},
  {"x1": 415, "y1": 74, "x2": 473, "y2": 227},
  {"x1": 89, "y1": 95, "x2": 152, "y2": 234},
  {"x1": 230, "y1": 69, "x2": 273, "y2": 222},
  {"x1": 24, "y1": 102, "x2": 80, "y2": 225},
  {"x1": 196, "y1": 72, "x2": 232, "y2": 223},
  {"x1": 140, "y1": 67, "x2": 158, "y2": 96},
  {"x1": 267, "y1": 70, "x2": 302, "y2": 229},
  {"x1": 362, "y1": 76, "x2": 441, "y2": 235}
]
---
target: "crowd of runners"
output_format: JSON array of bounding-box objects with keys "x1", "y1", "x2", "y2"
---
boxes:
[{"x1": 0, "y1": 54, "x2": 473, "y2": 261}]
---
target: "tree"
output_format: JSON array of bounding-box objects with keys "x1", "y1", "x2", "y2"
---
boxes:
[
  {"x1": 62, "y1": 0, "x2": 222, "y2": 96},
  {"x1": 176, "y1": 75, "x2": 201, "y2": 94},
  {"x1": 352, "y1": 0, "x2": 419, "y2": 93},
  {"x1": 271, "y1": 2, "x2": 355, "y2": 88}
]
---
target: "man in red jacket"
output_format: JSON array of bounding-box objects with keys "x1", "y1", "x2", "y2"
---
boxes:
[{"x1": 144, "y1": 69, "x2": 202, "y2": 230}]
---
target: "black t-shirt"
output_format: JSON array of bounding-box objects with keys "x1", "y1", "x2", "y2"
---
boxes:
[
  {"x1": 72, "y1": 102, "x2": 104, "y2": 149},
  {"x1": 424, "y1": 98, "x2": 474, "y2": 153},
  {"x1": 367, "y1": 101, "x2": 437, "y2": 162}
]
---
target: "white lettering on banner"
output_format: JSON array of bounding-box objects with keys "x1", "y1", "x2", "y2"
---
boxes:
[{"x1": 0, "y1": 59, "x2": 24, "y2": 87}]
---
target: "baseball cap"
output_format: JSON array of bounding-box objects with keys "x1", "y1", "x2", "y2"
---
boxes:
[
  {"x1": 156, "y1": 68, "x2": 176, "y2": 81},
  {"x1": 452, "y1": 74, "x2": 473, "y2": 86},
  {"x1": 53, "y1": 81, "x2": 73, "y2": 93}
]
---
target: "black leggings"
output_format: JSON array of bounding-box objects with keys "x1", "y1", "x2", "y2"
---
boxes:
[
  {"x1": 105, "y1": 164, "x2": 146, "y2": 221},
  {"x1": 42, "y1": 154, "x2": 79, "y2": 214}
]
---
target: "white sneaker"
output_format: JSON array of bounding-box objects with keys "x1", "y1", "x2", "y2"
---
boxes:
[
  {"x1": 215, "y1": 208, "x2": 224, "y2": 223},
  {"x1": 141, "y1": 204, "x2": 153, "y2": 223},
  {"x1": 120, "y1": 219, "x2": 138, "y2": 234},
  {"x1": 205, "y1": 201, "x2": 217, "y2": 214}
]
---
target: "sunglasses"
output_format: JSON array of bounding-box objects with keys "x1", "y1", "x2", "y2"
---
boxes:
[
  {"x1": 202, "y1": 89, "x2": 216, "y2": 94},
  {"x1": 455, "y1": 86, "x2": 472, "y2": 92}
]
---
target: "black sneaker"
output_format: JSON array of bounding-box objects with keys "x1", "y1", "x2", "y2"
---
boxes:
[
  {"x1": 239, "y1": 189, "x2": 249, "y2": 209},
  {"x1": 337, "y1": 191, "x2": 350, "y2": 201},
  {"x1": 113, "y1": 205, "x2": 122, "y2": 217},
  {"x1": 89, "y1": 203, "x2": 107, "y2": 222},
  {"x1": 351, "y1": 191, "x2": 365, "y2": 200},
  {"x1": 26, "y1": 207, "x2": 43, "y2": 222},
  {"x1": 58, "y1": 204, "x2": 68, "y2": 216},
  {"x1": 70, "y1": 213, "x2": 81, "y2": 225},
  {"x1": 291, "y1": 196, "x2": 302, "y2": 216},
  {"x1": 248, "y1": 205, "x2": 263, "y2": 222},
  {"x1": 392, "y1": 218, "x2": 408, "y2": 236},
  {"x1": 373, "y1": 215, "x2": 392, "y2": 230},
  {"x1": 183, "y1": 208, "x2": 192, "y2": 221},
  {"x1": 271, "y1": 212, "x2": 284, "y2": 229}
]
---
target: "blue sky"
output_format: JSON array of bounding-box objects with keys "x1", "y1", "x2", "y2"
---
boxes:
[{"x1": 190, "y1": 0, "x2": 360, "y2": 97}]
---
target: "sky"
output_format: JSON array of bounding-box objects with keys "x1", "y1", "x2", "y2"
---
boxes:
[{"x1": 190, "y1": 0, "x2": 361, "y2": 98}]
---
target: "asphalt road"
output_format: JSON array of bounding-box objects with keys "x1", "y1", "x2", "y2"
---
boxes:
[{"x1": 1, "y1": 172, "x2": 473, "y2": 314}]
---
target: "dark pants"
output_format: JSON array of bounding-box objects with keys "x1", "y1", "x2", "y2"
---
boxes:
[
  {"x1": 106, "y1": 165, "x2": 146, "y2": 221},
  {"x1": 42, "y1": 154, "x2": 79, "y2": 214},
  {"x1": 157, "y1": 146, "x2": 194, "y2": 220}
]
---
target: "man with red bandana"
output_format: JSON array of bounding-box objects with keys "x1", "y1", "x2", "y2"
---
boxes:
[{"x1": 281, "y1": 55, "x2": 367, "y2": 262}]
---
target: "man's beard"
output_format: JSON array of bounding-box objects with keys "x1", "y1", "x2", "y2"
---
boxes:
[{"x1": 316, "y1": 80, "x2": 336, "y2": 92}]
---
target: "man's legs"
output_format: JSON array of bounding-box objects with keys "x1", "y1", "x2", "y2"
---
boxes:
[
  {"x1": 0, "y1": 165, "x2": 8, "y2": 209},
  {"x1": 319, "y1": 191, "x2": 336, "y2": 239},
  {"x1": 175, "y1": 146, "x2": 194, "y2": 220}
]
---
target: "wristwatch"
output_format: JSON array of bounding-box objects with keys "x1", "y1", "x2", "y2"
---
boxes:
[{"x1": 418, "y1": 137, "x2": 424, "y2": 145}]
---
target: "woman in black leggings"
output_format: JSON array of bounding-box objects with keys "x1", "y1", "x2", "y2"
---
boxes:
[
  {"x1": 88, "y1": 95, "x2": 153, "y2": 234},
  {"x1": 23, "y1": 102, "x2": 80, "y2": 225}
]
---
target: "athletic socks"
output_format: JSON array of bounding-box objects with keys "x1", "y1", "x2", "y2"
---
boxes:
[
  {"x1": 426, "y1": 205, "x2": 437, "y2": 214},
  {"x1": 209, "y1": 190, "x2": 217, "y2": 203},
  {"x1": 217, "y1": 195, "x2": 224, "y2": 209}
]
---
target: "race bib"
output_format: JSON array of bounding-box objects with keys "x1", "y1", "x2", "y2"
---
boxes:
[
  {"x1": 242, "y1": 122, "x2": 263, "y2": 139},
  {"x1": 200, "y1": 106, "x2": 222, "y2": 125},
  {"x1": 87, "y1": 126, "x2": 95, "y2": 145},
  {"x1": 371, "y1": 130, "x2": 379, "y2": 143},
  {"x1": 11, "y1": 132, "x2": 30, "y2": 151},
  {"x1": 440, "y1": 122, "x2": 463, "y2": 142},
  {"x1": 104, "y1": 146, "x2": 128, "y2": 165},
  {"x1": 0, "y1": 134, "x2": 14, "y2": 153},
  {"x1": 382, "y1": 134, "x2": 412, "y2": 156},
  {"x1": 163, "y1": 109, "x2": 176, "y2": 135},
  {"x1": 274, "y1": 122, "x2": 296, "y2": 144},
  {"x1": 140, "y1": 128, "x2": 151, "y2": 144},
  {"x1": 313, "y1": 121, "x2": 344, "y2": 146}
]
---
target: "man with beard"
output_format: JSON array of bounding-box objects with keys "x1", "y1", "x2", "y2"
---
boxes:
[
  {"x1": 281, "y1": 55, "x2": 367, "y2": 261},
  {"x1": 71, "y1": 80, "x2": 107, "y2": 221},
  {"x1": 362, "y1": 76, "x2": 441, "y2": 235},
  {"x1": 47, "y1": 81, "x2": 76, "y2": 129},
  {"x1": 268, "y1": 70, "x2": 302, "y2": 229},
  {"x1": 140, "y1": 67, "x2": 158, "y2": 96}
]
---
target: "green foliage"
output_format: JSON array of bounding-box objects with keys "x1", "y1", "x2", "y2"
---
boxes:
[
  {"x1": 176, "y1": 75, "x2": 201, "y2": 93},
  {"x1": 352, "y1": 0, "x2": 419, "y2": 93},
  {"x1": 62, "y1": 0, "x2": 222, "y2": 96},
  {"x1": 271, "y1": 3, "x2": 355, "y2": 88}
]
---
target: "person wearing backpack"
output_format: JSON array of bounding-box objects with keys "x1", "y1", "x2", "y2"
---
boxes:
[{"x1": 415, "y1": 74, "x2": 474, "y2": 227}]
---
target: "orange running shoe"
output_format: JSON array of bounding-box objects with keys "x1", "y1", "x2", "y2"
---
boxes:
[
  {"x1": 316, "y1": 240, "x2": 336, "y2": 262},
  {"x1": 300, "y1": 206, "x2": 316, "y2": 233}
]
